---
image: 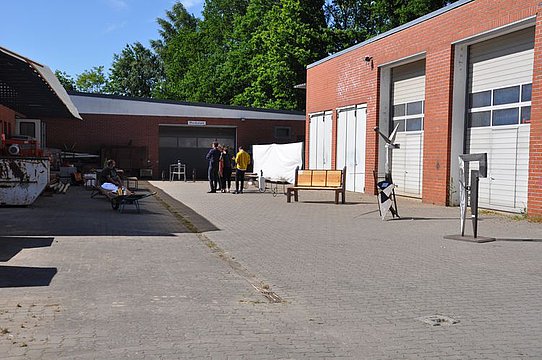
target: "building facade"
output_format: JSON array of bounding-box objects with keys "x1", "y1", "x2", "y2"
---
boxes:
[
  {"x1": 43, "y1": 93, "x2": 305, "y2": 179},
  {"x1": 306, "y1": 0, "x2": 542, "y2": 215}
]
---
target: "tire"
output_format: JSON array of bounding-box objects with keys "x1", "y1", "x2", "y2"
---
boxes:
[{"x1": 111, "y1": 198, "x2": 120, "y2": 210}]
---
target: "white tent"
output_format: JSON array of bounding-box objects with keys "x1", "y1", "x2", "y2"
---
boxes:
[{"x1": 252, "y1": 142, "x2": 303, "y2": 184}]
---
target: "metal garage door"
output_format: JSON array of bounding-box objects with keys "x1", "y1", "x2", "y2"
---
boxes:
[
  {"x1": 159, "y1": 126, "x2": 236, "y2": 180},
  {"x1": 336, "y1": 105, "x2": 366, "y2": 192},
  {"x1": 391, "y1": 60, "x2": 425, "y2": 197},
  {"x1": 309, "y1": 111, "x2": 332, "y2": 169},
  {"x1": 466, "y1": 27, "x2": 534, "y2": 212}
]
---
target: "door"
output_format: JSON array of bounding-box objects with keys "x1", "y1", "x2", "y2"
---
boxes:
[
  {"x1": 159, "y1": 126, "x2": 236, "y2": 180},
  {"x1": 390, "y1": 60, "x2": 425, "y2": 197},
  {"x1": 336, "y1": 105, "x2": 366, "y2": 192},
  {"x1": 309, "y1": 112, "x2": 332, "y2": 169},
  {"x1": 466, "y1": 27, "x2": 533, "y2": 212}
]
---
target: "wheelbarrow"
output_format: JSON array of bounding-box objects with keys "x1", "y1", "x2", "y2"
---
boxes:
[{"x1": 110, "y1": 192, "x2": 157, "y2": 213}]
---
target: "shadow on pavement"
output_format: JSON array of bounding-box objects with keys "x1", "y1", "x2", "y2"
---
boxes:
[
  {"x1": 0, "y1": 185, "x2": 208, "y2": 236},
  {"x1": 0, "y1": 237, "x2": 54, "y2": 262},
  {"x1": 147, "y1": 183, "x2": 220, "y2": 233},
  {"x1": 0, "y1": 266, "x2": 57, "y2": 287}
]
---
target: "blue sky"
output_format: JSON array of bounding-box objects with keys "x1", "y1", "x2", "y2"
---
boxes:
[{"x1": 0, "y1": 0, "x2": 204, "y2": 77}]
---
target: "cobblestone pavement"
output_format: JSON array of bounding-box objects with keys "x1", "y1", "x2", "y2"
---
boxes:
[{"x1": 0, "y1": 181, "x2": 541, "y2": 359}]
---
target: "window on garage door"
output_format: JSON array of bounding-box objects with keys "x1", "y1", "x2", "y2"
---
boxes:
[{"x1": 468, "y1": 83, "x2": 531, "y2": 127}]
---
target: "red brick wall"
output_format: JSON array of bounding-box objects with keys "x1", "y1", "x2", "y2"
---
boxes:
[
  {"x1": 43, "y1": 114, "x2": 305, "y2": 178},
  {"x1": 307, "y1": 0, "x2": 539, "y2": 209},
  {"x1": 528, "y1": 7, "x2": 542, "y2": 216},
  {"x1": 0, "y1": 105, "x2": 16, "y2": 143}
]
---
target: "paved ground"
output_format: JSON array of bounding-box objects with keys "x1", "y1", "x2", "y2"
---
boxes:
[{"x1": 0, "y1": 181, "x2": 541, "y2": 359}]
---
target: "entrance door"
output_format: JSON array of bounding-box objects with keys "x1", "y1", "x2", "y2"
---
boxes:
[
  {"x1": 336, "y1": 105, "x2": 366, "y2": 192},
  {"x1": 309, "y1": 112, "x2": 332, "y2": 169}
]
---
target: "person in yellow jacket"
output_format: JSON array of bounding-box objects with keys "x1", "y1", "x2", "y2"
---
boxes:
[{"x1": 233, "y1": 146, "x2": 251, "y2": 194}]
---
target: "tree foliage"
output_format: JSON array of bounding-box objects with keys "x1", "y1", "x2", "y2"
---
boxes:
[
  {"x1": 55, "y1": 0, "x2": 452, "y2": 109},
  {"x1": 75, "y1": 66, "x2": 108, "y2": 93},
  {"x1": 107, "y1": 42, "x2": 163, "y2": 97},
  {"x1": 54, "y1": 70, "x2": 76, "y2": 91}
]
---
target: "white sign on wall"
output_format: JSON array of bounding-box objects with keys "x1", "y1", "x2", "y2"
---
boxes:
[{"x1": 188, "y1": 120, "x2": 206, "y2": 126}]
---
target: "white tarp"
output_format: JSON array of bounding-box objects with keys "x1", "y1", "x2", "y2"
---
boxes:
[{"x1": 252, "y1": 142, "x2": 303, "y2": 184}]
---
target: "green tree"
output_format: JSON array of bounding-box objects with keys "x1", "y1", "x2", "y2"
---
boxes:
[
  {"x1": 75, "y1": 66, "x2": 108, "y2": 93},
  {"x1": 324, "y1": 0, "x2": 450, "y2": 51},
  {"x1": 107, "y1": 42, "x2": 163, "y2": 98},
  {"x1": 151, "y1": 2, "x2": 200, "y2": 99},
  {"x1": 226, "y1": 0, "x2": 327, "y2": 110},
  {"x1": 54, "y1": 70, "x2": 76, "y2": 91},
  {"x1": 371, "y1": 0, "x2": 450, "y2": 34},
  {"x1": 150, "y1": 1, "x2": 200, "y2": 55}
]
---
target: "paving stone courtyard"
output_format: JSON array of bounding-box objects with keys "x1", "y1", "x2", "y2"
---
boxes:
[{"x1": 1, "y1": 181, "x2": 541, "y2": 359}]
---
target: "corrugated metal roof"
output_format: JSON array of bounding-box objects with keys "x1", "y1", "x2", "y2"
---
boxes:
[{"x1": 0, "y1": 46, "x2": 81, "y2": 119}]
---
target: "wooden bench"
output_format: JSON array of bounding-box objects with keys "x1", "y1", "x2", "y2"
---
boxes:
[{"x1": 286, "y1": 166, "x2": 346, "y2": 204}]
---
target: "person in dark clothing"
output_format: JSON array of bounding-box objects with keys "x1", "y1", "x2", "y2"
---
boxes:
[
  {"x1": 205, "y1": 142, "x2": 221, "y2": 193},
  {"x1": 220, "y1": 147, "x2": 233, "y2": 193},
  {"x1": 100, "y1": 159, "x2": 123, "y2": 188}
]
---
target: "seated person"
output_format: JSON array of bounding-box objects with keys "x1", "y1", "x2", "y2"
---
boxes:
[{"x1": 100, "y1": 160, "x2": 124, "y2": 192}]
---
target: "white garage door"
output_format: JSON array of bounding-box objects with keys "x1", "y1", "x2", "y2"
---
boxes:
[
  {"x1": 466, "y1": 27, "x2": 534, "y2": 212},
  {"x1": 391, "y1": 60, "x2": 425, "y2": 197},
  {"x1": 336, "y1": 105, "x2": 367, "y2": 192},
  {"x1": 309, "y1": 111, "x2": 332, "y2": 169}
]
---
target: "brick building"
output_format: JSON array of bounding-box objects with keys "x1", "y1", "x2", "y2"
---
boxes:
[
  {"x1": 306, "y1": 0, "x2": 542, "y2": 215},
  {"x1": 43, "y1": 92, "x2": 305, "y2": 179}
]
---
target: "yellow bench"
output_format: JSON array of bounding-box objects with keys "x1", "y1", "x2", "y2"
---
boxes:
[{"x1": 286, "y1": 166, "x2": 346, "y2": 204}]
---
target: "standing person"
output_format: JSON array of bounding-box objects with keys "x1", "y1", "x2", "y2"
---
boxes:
[
  {"x1": 233, "y1": 146, "x2": 251, "y2": 194},
  {"x1": 205, "y1": 142, "x2": 221, "y2": 193},
  {"x1": 220, "y1": 146, "x2": 233, "y2": 193}
]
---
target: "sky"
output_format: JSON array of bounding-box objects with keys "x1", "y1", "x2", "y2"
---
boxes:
[{"x1": 0, "y1": 0, "x2": 204, "y2": 77}]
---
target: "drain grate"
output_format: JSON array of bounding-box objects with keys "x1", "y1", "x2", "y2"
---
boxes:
[{"x1": 418, "y1": 315, "x2": 459, "y2": 326}]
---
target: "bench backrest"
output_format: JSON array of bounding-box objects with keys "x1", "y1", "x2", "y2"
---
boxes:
[{"x1": 295, "y1": 166, "x2": 346, "y2": 188}]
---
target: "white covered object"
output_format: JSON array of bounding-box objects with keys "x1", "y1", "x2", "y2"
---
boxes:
[{"x1": 252, "y1": 142, "x2": 303, "y2": 184}]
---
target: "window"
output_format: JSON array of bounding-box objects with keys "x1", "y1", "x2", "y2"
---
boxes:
[
  {"x1": 275, "y1": 126, "x2": 291, "y2": 139},
  {"x1": 19, "y1": 122, "x2": 36, "y2": 137},
  {"x1": 521, "y1": 106, "x2": 531, "y2": 124},
  {"x1": 468, "y1": 111, "x2": 491, "y2": 128},
  {"x1": 493, "y1": 108, "x2": 519, "y2": 126},
  {"x1": 468, "y1": 83, "x2": 531, "y2": 128},
  {"x1": 406, "y1": 101, "x2": 423, "y2": 115},
  {"x1": 392, "y1": 100, "x2": 424, "y2": 132},
  {"x1": 159, "y1": 136, "x2": 177, "y2": 147},
  {"x1": 493, "y1": 86, "x2": 520, "y2": 105},
  {"x1": 470, "y1": 91, "x2": 491, "y2": 108},
  {"x1": 177, "y1": 137, "x2": 197, "y2": 148}
]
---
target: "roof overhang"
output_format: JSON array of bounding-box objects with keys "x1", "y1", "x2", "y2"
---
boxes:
[{"x1": 0, "y1": 47, "x2": 81, "y2": 119}]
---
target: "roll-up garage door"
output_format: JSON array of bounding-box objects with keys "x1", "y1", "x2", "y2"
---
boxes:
[
  {"x1": 466, "y1": 27, "x2": 534, "y2": 212},
  {"x1": 336, "y1": 105, "x2": 366, "y2": 192},
  {"x1": 309, "y1": 111, "x2": 332, "y2": 169},
  {"x1": 159, "y1": 126, "x2": 236, "y2": 180},
  {"x1": 391, "y1": 60, "x2": 425, "y2": 197}
]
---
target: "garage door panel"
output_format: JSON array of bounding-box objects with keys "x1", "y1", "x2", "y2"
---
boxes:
[
  {"x1": 467, "y1": 27, "x2": 533, "y2": 212},
  {"x1": 391, "y1": 60, "x2": 425, "y2": 198},
  {"x1": 159, "y1": 126, "x2": 236, "y2": 180}
]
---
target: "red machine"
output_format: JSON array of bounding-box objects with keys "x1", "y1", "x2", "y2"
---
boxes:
[{"x1": 0, "y1": 135, "x2": 43, "y2": 157}]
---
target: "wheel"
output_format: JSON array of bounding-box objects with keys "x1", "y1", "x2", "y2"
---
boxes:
[{"x1": 111, "y1": 198, "x2": 120, "y2": 210}]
